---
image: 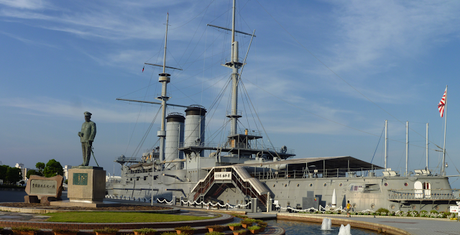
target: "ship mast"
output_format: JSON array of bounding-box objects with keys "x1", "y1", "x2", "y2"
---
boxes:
[
  {"x1": 227, "y1": 0, "x2": 242, "y2": 136},
  {"x1": 156, "y1": 13, "x2": 171, "y2": 164}
]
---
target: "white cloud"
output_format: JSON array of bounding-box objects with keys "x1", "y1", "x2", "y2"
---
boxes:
[
  {"x1": 328, "y1": 0, "x2": 460, "y2": 74},
  {"x1": 0, "y1": 0, "x2": 50, "y2": 10},
  {"x1": 0, "y1": 97, "x2": 160, "y2": 123}
]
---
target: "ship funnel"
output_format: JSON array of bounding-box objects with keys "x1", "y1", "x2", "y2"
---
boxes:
[
  {"x1": 184, "y1": 105, "x2": 206, "y2": 157},
  {"x1": 165, "y1": 113, "x2": 185, "y2": 169}
]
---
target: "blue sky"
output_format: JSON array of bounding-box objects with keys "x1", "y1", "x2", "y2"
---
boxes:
[{"x1": 1, "y1": 0, "x2": 460, "y2": 186}]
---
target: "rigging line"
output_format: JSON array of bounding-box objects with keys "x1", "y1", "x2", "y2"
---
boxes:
[
  {"x1": 243, "y1": 79, "x2": 377, "y2": 137},
  {"x1": 117, "y1": 66, "x2": 158, "y2": 99},
  {"x1": 207, "y1": 0, "x2": 233, "y2": 25},
  {"x1": 254, "y1": 0, "x2": 435, "y2": 144},
  {"x1": 166, "y1": 47, "x2": 183, "y2": 71},
  {"x1": 240, "y1": 86, "x2": 251, "y2": 131},
  {"x1": 149, "y1": 138, "x2": 160, "y2": 152},
  {"x1": 205, "y1": 79, "x2": 232, "y2": 141},
  {"x1": 170, "y1": 0, "x2": 216, "y2": 30},
  {"x1": 123, "y1": 69, "x2": 157, "y2": 155},
  {"x1": 446, "y1": 151, "x2": 460, "y2": 174},
  {"x1": 175, "y1": 3, "x2": 212, "y2": 65},
  {"x1": 132, "y1": 69, "x2": 225, "y2": 105},
  {"x1": 239, "y1": 76, "x2": 261, "y2": 134},
  {"x1": 239, "y1": 79, "x2": 280, "y2": 158},
  {"x1": 370, "y1": 125, "x2": 385, "y2": 164},
  {"x1": 178, "y1": 30, "x2": 224, "y2": 73},
  {"x1": 243, "y1": 78, "x2": 435, "y2": 151},
  {"x1": 130, "y1": 105, "x2": 162, "y2": 159},
  {"x1": 136, "y1": 60, "x2": 223, "y2": 101},
  {"x1": 183, "y1": 75, "x2": 229, "y2": 143}
]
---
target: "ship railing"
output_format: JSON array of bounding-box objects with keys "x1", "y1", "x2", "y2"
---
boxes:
[
  {"x1": 178, "y1": 141, "x2": 295, "y2": 154},
  {"x1": 156, "y1": 197, "x2": 252, "y2": 210},
  {"x1": 231, "y1": 168, "x2": 268, "y2": 208},
  {"x1": 252, "y1": 167, "x2": 384, "y2": 180},
  {"x1": 388, "y1": 189, "x2": 460, "y2": 200},
  {"x1": 192, "y1": 168, "x2": 216, "y2": 201}
]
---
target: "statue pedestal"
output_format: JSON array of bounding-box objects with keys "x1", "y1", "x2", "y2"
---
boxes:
[{"x1": 67, "y1": 167, "x2": 106, "y2": 202}]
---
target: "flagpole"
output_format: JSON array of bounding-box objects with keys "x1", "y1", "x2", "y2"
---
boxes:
[{"x1": 442, "y1": 85, "x2": 448, "y2": 176}]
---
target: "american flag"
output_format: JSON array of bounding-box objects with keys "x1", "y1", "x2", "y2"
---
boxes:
[{"x1": 438, "y1": 88, "x2": 447, "y2": 117}]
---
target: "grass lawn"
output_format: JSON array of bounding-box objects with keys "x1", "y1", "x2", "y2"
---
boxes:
[{"x1": 45, "y1": 212, "x2": 214, "y2": 223}]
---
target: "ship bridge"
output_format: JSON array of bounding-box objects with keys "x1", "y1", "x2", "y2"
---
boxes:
[{"x1": 191, "y1": 165, "x2": 271, "y2": 211}]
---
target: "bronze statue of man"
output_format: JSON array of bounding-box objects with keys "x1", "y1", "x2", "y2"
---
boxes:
[{"x1": 78, "y1": 111, "x2": 97, "y2": 166}]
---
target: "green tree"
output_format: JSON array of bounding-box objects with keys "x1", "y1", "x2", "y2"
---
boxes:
[
  {"x1": 35, "y1": 162, "x2": 45, "y2": 176},
  {"x1": 5, "y1": 167, "x2": 22, "y2": 184},
  {"x1": 43, "y1": 159, "x2": 64, "y2": 177},
  {"x1": 0, "y1": 165, "x2": 8, "y2": 181},
  {"x1": 26, "y1": 169, "x2": 39, "y2": 179}
]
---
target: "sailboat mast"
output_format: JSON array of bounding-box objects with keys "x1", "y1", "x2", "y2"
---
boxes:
[
  {"x1": 441, "y1": 85, "x2": 448, "y2": 175},
  {"x1": 384, "y1": 120, "x2": 388, "y2": 169},
  {"x1": 426, "y1": 123, "x2": 429, "y2": 170},
  {"x1": 406, "y1": 121, "x2": 409, "y2": 176},
  {"x1": 158, "y1": 13, "x2": 171, "y2": 164},
  {"x1": 229, "y1": 0, "x2": 241, "y2": 136}
]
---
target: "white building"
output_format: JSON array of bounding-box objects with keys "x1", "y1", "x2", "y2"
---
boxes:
[
  {"x1": 64, "y1": 165, "x2": 72, "y2": 181},
  {"x1": 15, "y1": 163, "x2": 27, "y2": 181}
]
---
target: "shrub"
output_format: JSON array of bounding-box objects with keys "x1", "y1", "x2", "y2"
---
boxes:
[
  {"x1": 174, "y1": 226, "x2": 195, "y2": 231},
  {"x1": 247, "y1": 226, "x2": 260, "y2": 231},
  {"x1": 12, "y1": 227, "x2": 40, "y2": 232},
  {"x1": 376, "y1": 208, "x2": 390, "y2": 214},
  {"x1": 241, "y1": 219, "x2": 256, "y2": 225},
  {"x1": 228, "y1": 223, "x2": 242, "y2": 227},
  {"x1": 94, "y1": 228, "x2": 119, "y2": 233},
  {"x1": 133, "y1": 228, "x2": 157, "y2": 235},
  {"x1": 430, "y1": 210, "x2": 438, "y2": 214},
  {"x1": 52, "y1": 228, "x2": 79, "y2": 234},
  {"x1": 205, "y1": 232, "x2": 224, "y2": 235},
  {"x1": 206, "y1": 225, "x2": 225, "y2": 232},
  {"x1": 160, "y1": 233, "x2": 177, "y2": 235}
]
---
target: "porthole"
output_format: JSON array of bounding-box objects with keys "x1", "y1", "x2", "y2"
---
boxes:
[
  {"x1": 323, "y1": 183, "x2": 327, "y2": 187},
  {"x1": 352, "y1": 203, "x2": 356, "y2": 208},
  {"x1": 273, "y1": 184, "x2": 276, "y2": 187},
  {"x1": 390, "y1": 204, "x2": 396, "y2": 210},
  {"x1": 285, "y1": 184, "x2": 288, "y2": 187},
  {"x1": 404, "y1": 182, "x2": 408, "y2": 187},
  {"x1": 384, "y1": 182, "x2": 388, "y2": 186},
  {"x1": 297, "y1": 184, "x2": 300, "y2": 187},
  {"x1": 412, "y1": 205, "x2": 416, "y2": 210},
  {"x1": 309, "y1": 183, "x2": 313, "y2": 187},
  {"x1": 339, "y1": 183, "x2": 343, "y2": 187},
  {"x1": 371, "y1": 204, "x2": 375, "y2": 209}
]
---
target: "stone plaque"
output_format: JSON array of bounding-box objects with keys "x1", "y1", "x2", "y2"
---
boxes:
[
  {"x1": 73, "y1": 173, "x2": 88, "y2": 185},
  {"x1": 29, "y1": 179, "x2": 58, "y2": 195},
  {"x1": 25, "y1": 175, "x2": 64, "y2": 200}
]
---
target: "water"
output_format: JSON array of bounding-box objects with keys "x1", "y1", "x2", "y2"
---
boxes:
[
  {"x1": 267, "y1": 220, "x2": 379, "y2": 235},
  {"x1": 321, "y1": 218, "x2": 332, "y2": 230},
  {"x1": 338, "y1": 224, "x2": 351, "y2": 235}
]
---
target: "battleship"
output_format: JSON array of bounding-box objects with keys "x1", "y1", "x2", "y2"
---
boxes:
[{"x1": 106, "y1": 0, "x2": 459, "y2": 213}]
